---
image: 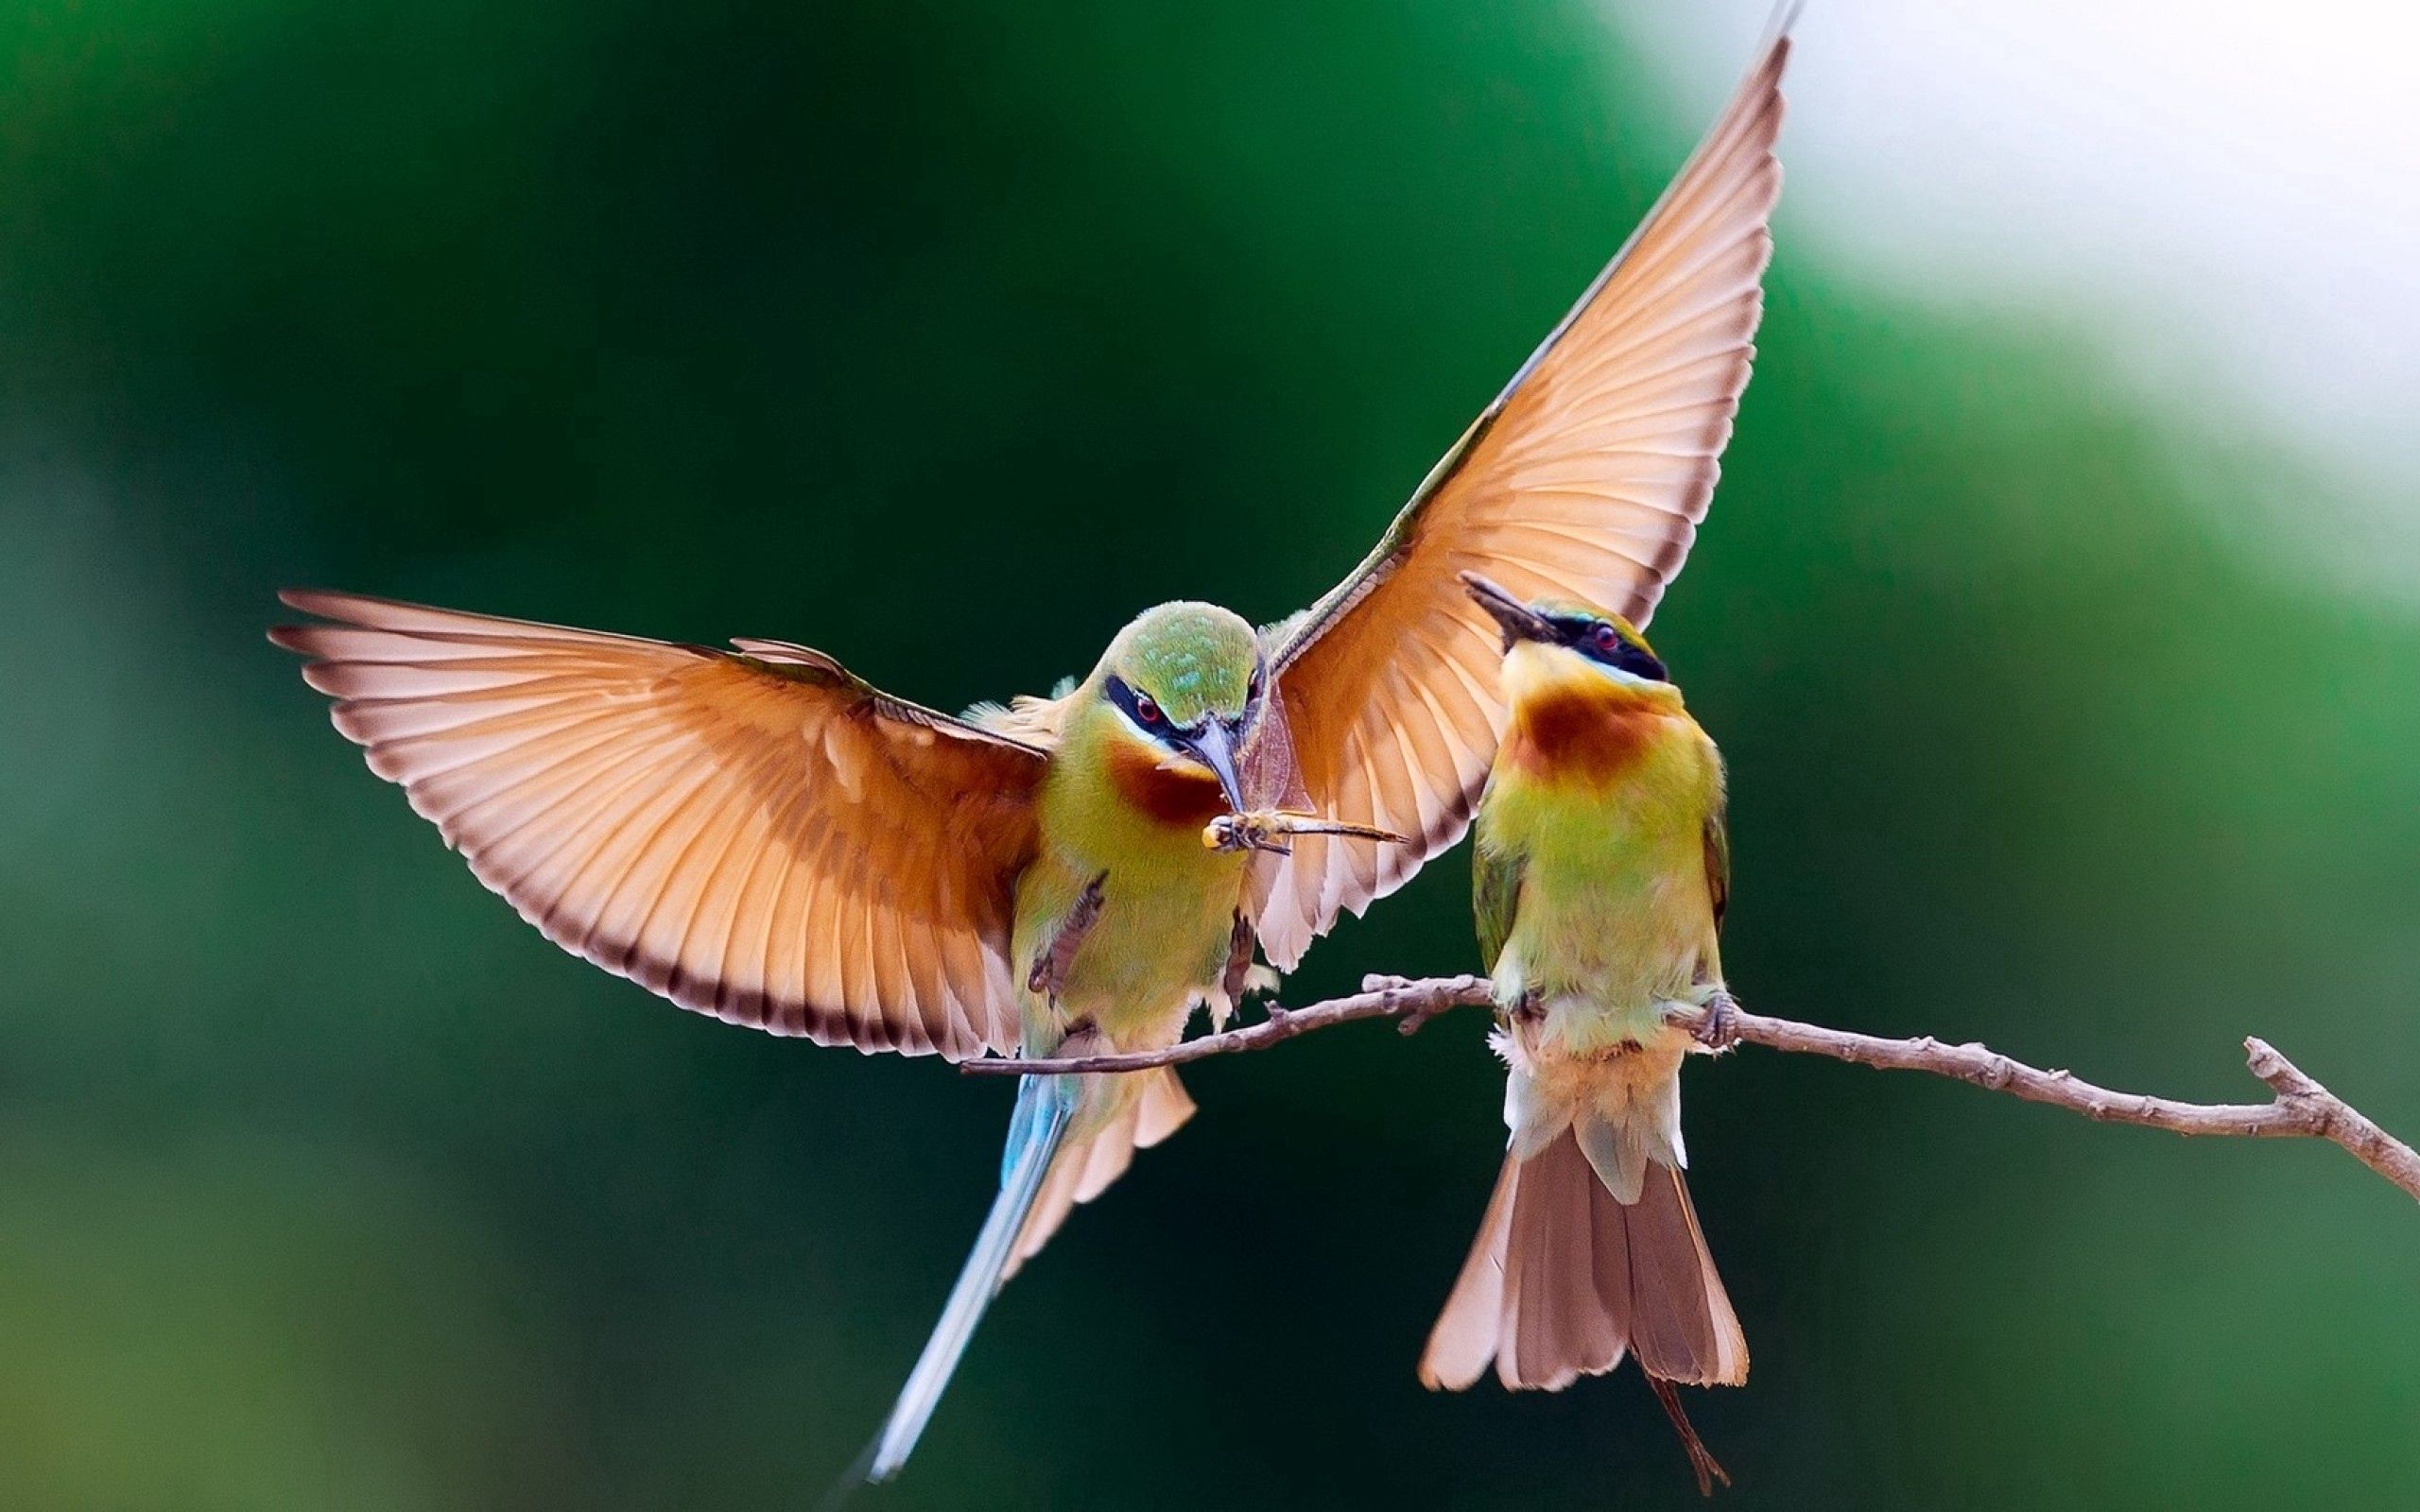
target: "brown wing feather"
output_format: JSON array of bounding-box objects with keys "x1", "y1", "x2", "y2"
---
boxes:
[
  {"x1": 1253, "y1": 28, "x2": 1790, "y2": 968},
  {"x1": 272, "y1": 590, "x2": 1045, "y2": 1059}
]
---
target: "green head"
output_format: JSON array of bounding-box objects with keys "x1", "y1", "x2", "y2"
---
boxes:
[
  {"x1": 1460, "y1": 572, "x2": 1671, "y2": 687},
  {"x1": 1092, "y1": 601, "x2": 1266, "y2": 809}
]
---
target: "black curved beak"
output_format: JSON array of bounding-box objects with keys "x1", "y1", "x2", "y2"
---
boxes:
[
  {"x1": 1459, "y1": 572, "x2": 1554, "y2": 647},
  {"x1": 1184, "y1": 718, "x2": 1248, "y2": 812}
]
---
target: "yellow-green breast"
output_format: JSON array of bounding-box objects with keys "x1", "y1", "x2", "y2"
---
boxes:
[
  {"x1": 1012, "y1": 700, "x2": 1250, "y2": 1055},
  {"x1": 1482, "y1": 650, "x2": 1724, "y2": 1048}
]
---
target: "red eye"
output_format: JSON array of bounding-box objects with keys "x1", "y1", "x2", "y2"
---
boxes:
[
  {"x1": 1591, "y1": 624, "x2": 1622, "y2": 652},
  {"x1": 1134, "y1": 693, "x2": 1164, "y2": 727}
]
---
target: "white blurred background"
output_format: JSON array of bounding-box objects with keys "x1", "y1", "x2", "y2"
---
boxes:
[{"x1": 1637, "y1": 1, "x2": 2420, "y2": 595}]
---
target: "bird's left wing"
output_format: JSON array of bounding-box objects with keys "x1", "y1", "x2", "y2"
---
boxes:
[
  {"x1": 273, "y1": 591, "x2": 1046, "y2": 1059},
  {"x1": 1703, "y1": 796, "x2": 1731, "y2": 936},
  {"x1": 1252, "y1": 26, "x2": 1789, "y2": 968}
]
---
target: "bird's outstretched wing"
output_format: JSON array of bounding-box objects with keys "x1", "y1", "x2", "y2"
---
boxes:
[
  {"x1": 1253, "y1": 26, "x2": 1789, "y2": 968},
  {"x1": 273, "y1": 590, "x2": 1046, "y2": 1059}
]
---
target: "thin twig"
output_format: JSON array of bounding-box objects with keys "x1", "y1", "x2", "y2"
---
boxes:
[
  {"x1": 962, "y1": 974, "x2": 2420, "y2": 1205},
  {"x1": 960, "y1": 975, "x2": 1498, "y2": 1077}
]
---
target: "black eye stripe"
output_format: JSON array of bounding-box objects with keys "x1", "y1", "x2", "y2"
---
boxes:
[
  {"x1": 1106, "y1": 670, "x2": 1259, "y2": 737},
  {"x1": 1104, "y1": 675, "x2": 1200, "y2": 737},
  {"x1": 1564, "y1": 619, "x2": 1668, "y2": 683},
  {"x1": 1105, "y1": 676, "x2": 1160, "y2": 730}
]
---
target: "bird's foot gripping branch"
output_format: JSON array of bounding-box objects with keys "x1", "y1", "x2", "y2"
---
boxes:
[{"x1": 966, "y1": 975, "x2": 2420, "y2": 1205}]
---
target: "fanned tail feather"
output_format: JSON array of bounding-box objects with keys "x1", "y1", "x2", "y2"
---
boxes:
[{"x1": 1420, "y1": 1121, "x2": 1746, "y2": 1393}]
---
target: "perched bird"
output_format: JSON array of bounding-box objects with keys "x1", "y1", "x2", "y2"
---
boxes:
[
  {"x1": 269, "y1": 13, "x2": 1786, "y2": 1485},
  {"x1": 1420, "y1": 573, "x2": 1748, "y2": 1491}
]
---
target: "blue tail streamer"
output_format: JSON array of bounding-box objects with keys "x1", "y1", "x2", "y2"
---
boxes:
[{"x1": 860, "y1": 1073, "x2": 1077, "y2": 1484}]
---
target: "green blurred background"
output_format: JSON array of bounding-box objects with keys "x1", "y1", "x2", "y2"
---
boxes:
[{"x1": 3, "y1": 2, "x2": 2414, "y2": 1507}]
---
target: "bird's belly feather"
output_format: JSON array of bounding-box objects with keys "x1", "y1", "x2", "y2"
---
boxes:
[
  {"x1": 1486, "y1": 764, "x2": 1718, "y2": 1057},
  {"x1": 1011, "y1": 838, "x2": 1246, "y2": 1057}
]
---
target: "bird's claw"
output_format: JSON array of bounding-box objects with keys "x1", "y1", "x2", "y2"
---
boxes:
[
  {"x1": 1218, "y1": 911, "x2": 1277, "y2": 1020},
  {"x1": 1027, "y1": 873, "x2": 1108, "y2": 999},
  {"x1": 1692, "y1": 988, "x2": 1742, "y2": 1052}
]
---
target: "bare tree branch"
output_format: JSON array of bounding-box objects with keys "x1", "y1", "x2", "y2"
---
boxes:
[
  {"x1": 959, "y1": 975, "x2": 1497, "y2": 1077},
  {"x1": 962, "y1": 973, "x2": 2420, "y2": 1205}
]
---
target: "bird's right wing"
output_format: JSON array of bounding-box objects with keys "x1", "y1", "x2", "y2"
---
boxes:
[
  {"x1": 1471, "y1": 827, "x2": 1526, "y2": 979},
  {"x1": 1251, "y1": 23, "x2": 1790, "y2": 969},
  {"x1": 273, "y1": 591, "x2": 1047, "y2": 1059}
]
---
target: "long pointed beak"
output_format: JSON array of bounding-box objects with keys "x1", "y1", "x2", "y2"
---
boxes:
[
  {"x1": 1184, "y1": 719, "x2": 1248, "y2": 812},
  {"x1": 1459, "y1": 571, "x2": 1554, "y2": 646}
]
